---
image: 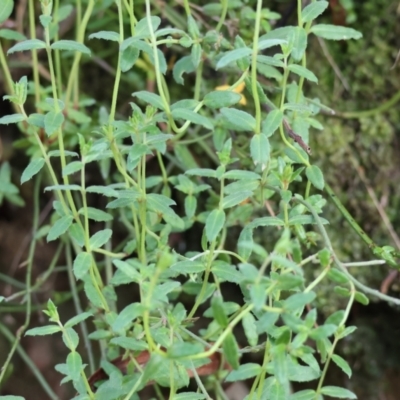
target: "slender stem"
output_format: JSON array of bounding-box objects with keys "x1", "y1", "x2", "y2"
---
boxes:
[
  {"x1": 0, "y1": 323, "x2": 58, "y2": 399},
  {"x1": 215, "y1": 0, "x2": 228, "y2": 32},
  {"x1": 28, "y1": 0, "x2": 41, "y2": 107},
  {"x1": 251, "y1": 0, "x2": 263, "y2": 134}
]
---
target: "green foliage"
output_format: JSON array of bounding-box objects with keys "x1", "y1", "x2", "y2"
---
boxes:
[{"x1": 1, "y1": 0, "x2": 398, "y2": 399}]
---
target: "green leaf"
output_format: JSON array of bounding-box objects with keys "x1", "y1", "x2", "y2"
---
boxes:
[
  {"x1": 172, "y1": 393, "x2": 206, "y2": 400},
  {"x1": 73, "y1": 252, "x2": 92, "y2": 280},
  {"x1": 45, "y1": 184, "x2": 81, "y2": 192},
  {"x1": 25, "y1": 325, "x2": 61, "y2": 336},
  {"x1": 191, "y1": 43, "x2": 202, "y2": 68},
  {"x1": 226, "y1": 363, "x2": 261, "y2": 382},
  {"x1": 250, "y1": 133, "x2": 270, "y2": 166},
  {"x1": 86, "y1": 185, "x2": 119, "y2": 197},
  {"x1": 332, "y1": 354, "x2": 352, "y2": 378},
  {"x1": 222, "y1": 190, "x2": 252, "y2": 209},
  {"x1": 168, "y1": 342, "x2": 204, "y2": 359},
  {"x1": 238, "y1": 227, "x2": 253, "y2": 261},
  {"x1": 222, "y1": 332, "x2": 240, "y2": 369},
  {"x1": 272, "y1": 344, "x2": 288, "y2": 384},
  {"x1": 262, "y1": 109, "x2": 283, "y2": 137},
  {"x1": 242, "y1": 313, "x2": 258, "y2": 346},
  {"x1": 258, "y1": 38, "x2": 287, "y2": 50},
  {"x1": 320, "y1": 386, "x2": 357, "y2": 399},
  {"x1": 289, "y1": 390, "x2": 317, "y2": 400},
  {"x1": 311, "y1": 24, "x2": 362, "y2": 41},
  {"x1": 289, "y1": 64, "x2": 318, "y2": 83},
  {"x1": 47, "y1": 215, "x2": 73, "y2": 242},
  {"x1": 51, "y1": 40, "x2": 91, "y2": 55},
  {"x1": 112, "y1": 303, "x2": 143, "y2": 331},
  {"x1": 216, "y1": 48, "x2": 252, "y2": 69},
  {"x1": 89, "y1": 229, "x2": 112, "y2": 249},
  {"x1": 284, "y1": 292, "x2": 316, "y2": 312},
  {"x1": 65, "y1": 312, "x2": 93, "y2": 328},
  {"x1": 203, "y1": 91, "x2": 242, "y2": 109},
  {"x1": 0, "y1": 396, "x2": 26, "y2": 400},
  {"x1": 170, "y1": 260, "x2": 205, "y2": 274},
  {"x1": 0, "y1": 29, "x2": 26, "y2": 41},
  {"x1": 211, "y1": 294, "x2": 228, "y2": 328},
  {"x1": 44, "y1": 111, "x2": 64, "y2": 136},
  {"x1": 66, "y1": 352, "x2": 82, "y2": 381},
  {"x1": 327, "y1": 268, "x2": 348, "y2": 284},
  {"x1": 302, "y1": 1, "x2": 329, "y2": 23},
  {"x1": 250, "y1": 283, "x2": 267, "y2": 311},
  {"x1": 62, "y1": 161, "x2": 83, "y2": 177},
  {"x1": 110, "y1": 336, "x2": 147, "y2": 351},
  {"x1": 306, "y1": 165, "x2": 324, "y2": 190},
  {"x1": 21, "y1": 158, "x2": 45, "y2": 184},
  {"x1": 0, "y1": 114, "x2": 26, "y2": 124},
  {"x1": 173, "y1": 55, "x2": 195, "y2": 85},
  {"x1": 220, "y1": 107, "x2": 256, "y2": 131},
  {"x1": 338, "y1": 325, "x2": 357, "y2": 339},
  {"x1": 132, "y1": 90, "x2": 165, "y2": 110},
  {"x1": 89, "y1": 30, "x2": 119, "y2": 41},
  {"x1": 205, "y1": 209, "x2": 225, "y2": 242},
  {"x1": 120, "y1": 46, "x2": 139, "y2": 72},
  {"x1": 79, "y1": 207, "x2": 112, "y2": 222},
  {"x1": 289, "y1": 27, "x2": 308, "y2": 61},
  {"x1": 186, "y1": 168, "x2": 216, "y2": 178},
  {"x1": 171, "y1": 108, "x2": 213, "y2": 130},
  {"x1": 354, "y1": 291, "x2": 369, "y2": 305},
  {"x1": 134, "y1": 16, "x2": 161, "y2": 39},
  {"x1": 112, "y1": 259, "x2": 141, "y2": 282},
  {"x1": 223, "y1": 170, "x2": 261, "y2": 180},
  {"x1": 7, "y1": 39, "x2": 46, "y2": 54},
  {"x1": 0, "y1": 0, "x2": 13, "y2": 24}
]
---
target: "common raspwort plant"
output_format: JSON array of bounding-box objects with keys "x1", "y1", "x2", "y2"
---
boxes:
[{"x1": 1, "y1": 0, "x2": 400, "y2": 399}]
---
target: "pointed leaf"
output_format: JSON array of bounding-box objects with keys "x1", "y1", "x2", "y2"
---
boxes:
[
  {"x1": 21, "y1": 158, "x2": 45, "y2": 184},
  {"x1": 320, "y1": 386, "x2": 357, "y2": 399},
  {"x1": 0, "y1": 0, "x2": 13, "y2": 24},
  {"x1": 216, "y1": 48, "x2": 252, "y2": 69},
  {"x1": 47, "y1": 215, "x2": 73, "y2": 242},
  {"x1": 302, "y1": 1, "x2": 329, "y2": 23},
  {"x1": 51, "y1": 40, "x2": 91, "y2": 55},
  {"x1": 7, "y1": 39, "x2": 46, "y2": 54},
  {"x1": 0, "y1": 114, "x2": 26, "y2": 124},
  {"x1": 205, "y1": 209, "x2": 225, "y2": 242},
  {"x1": 203, "y1": 91, "x2": 242, "y2": 109},
  {"x1": 306, "y1": 165, "x2": 324, "y2": 190},
  {"x1": 73, "y1": 252, "x2": 92, "y2": 280},
  {"x1": 250, "y1": 133, "x2": 270, "y2": 166},
  {"x1": 171, "y1": 108, "x2": 213, "y2": 130},
  {"x1": 89, "y1": 229, "x2": 112, "y2": 249},
  {"x1": 311, "y1": 24, "x2": 362, "y2": 41},
  {"x1": 89, "y1": 30, "x2": 120, "y2": 41},
  {"x1": 132, "y1": 90, "x2": 165, "y2": 110},
  {"x1": 220, "y1": 107, "x2": 256, "y2": 131}
]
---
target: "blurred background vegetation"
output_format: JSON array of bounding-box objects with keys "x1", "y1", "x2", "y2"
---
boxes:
[{"x1": 1, "y1": 0, "x2": 400, "y2": 399}]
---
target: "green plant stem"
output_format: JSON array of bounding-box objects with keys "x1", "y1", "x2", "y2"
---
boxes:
[
  {"x1": 64, "y1": 0, "x2": 95, "y2": 108},
  {"x1": 0, "y1": 323, "x2": 58, "y2": 399},
  {"x1": 251, "y1": 0, "x2": 263, "y2": 134},
  {"x1": 28, "y1": 0, "x2": 41, "y2": 106},
  {"x1": 295, "y1": 196, "x2": 400, "y2": 305},
  {"x1": 193, "y1": 60, "x2": 204, "y2": 101},
  {"x1": 215, "y1": 0, "x2": 228, "y2": 32},
  {"x1": 108, "y1": 0, "x2": 124, "y2": 125},
  {"x1": 0, "y1": 174, "x2": 40, "y2": 386},
  {"x1": 335, "y1": 89, "x2": 400, "y2": 119},
  {"x1": 65, "y1": 242, "x2": 95, "y2": 373},
  {"x1": 0, "y1": 41, "x2": 15, "y2": 95},
  {"x1": 324, "y1": 183, "x2": 400, "y2": 267},
  {"x1": 316, "y1": 288, "x2": 355, "y2": 395}
]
